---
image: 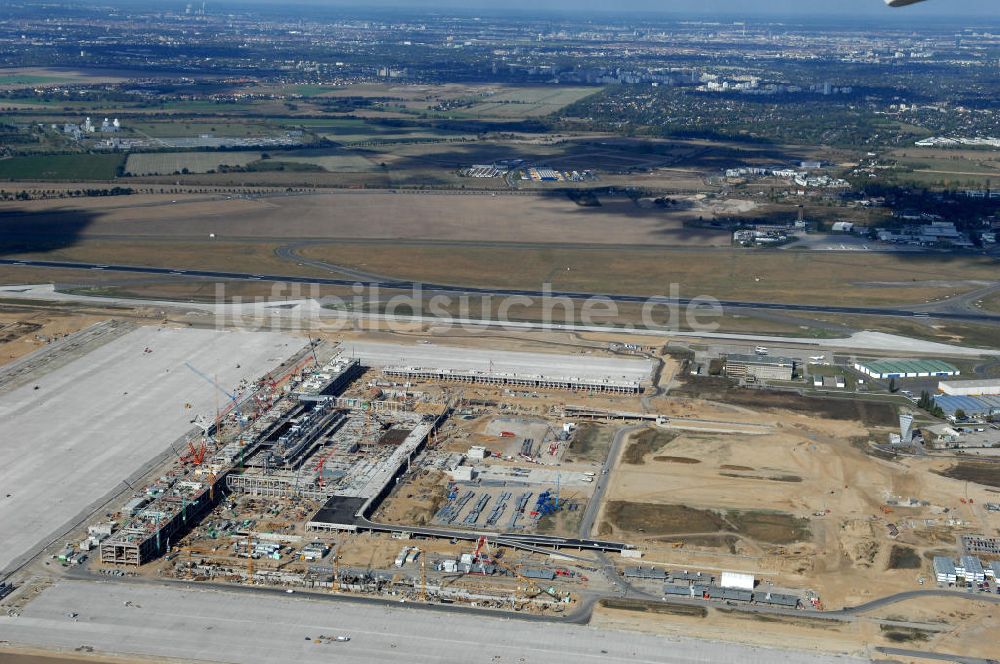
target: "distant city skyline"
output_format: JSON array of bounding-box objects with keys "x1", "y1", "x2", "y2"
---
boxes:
[{"x1": 198, "y1": 0, "x2": 994, "y2": 17}]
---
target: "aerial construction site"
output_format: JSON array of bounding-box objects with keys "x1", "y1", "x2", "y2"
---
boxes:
[
  {"x1": 1, "y1": 310, "x2": 999, "y2": 662},
  {"x1": 72, "y1": 336, "x2": 650, "y2": 614}
]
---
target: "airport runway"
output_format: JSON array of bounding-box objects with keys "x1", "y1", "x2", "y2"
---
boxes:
[
  {"x1": 3, "y1": 257, "x2": 1000, "y2": 323},
  {"x1": 0, "y1": 580, "x2": 870, "y2": 664}
]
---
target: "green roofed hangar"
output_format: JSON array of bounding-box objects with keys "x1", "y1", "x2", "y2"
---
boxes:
[{"x1": 853, "y1": 359, "x2": 960, "y2": 380}]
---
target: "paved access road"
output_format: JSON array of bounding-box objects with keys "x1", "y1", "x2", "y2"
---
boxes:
[
  {"x1": 578, "y1": 425, "x2": 644, "y2": 540},
  {"x1": 0, "y1": 580, "x2": 869, "y2": 664},
  {"x1": 875, "y1": 646, "x2": 998, "y2": 664},
  {"x1": 4, "y1": 257, "x2": 1000, "y2": 323}
]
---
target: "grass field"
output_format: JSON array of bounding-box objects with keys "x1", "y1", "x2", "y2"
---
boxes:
[
  {"x1": 0, "y1": 74, "x2": 65, "y2": 86},
  {"x1": 124, "y1": 151, "x2": 262, "y2": 175},
  {"x1": 623, "y1": 429, "x2": 679, "y2": 464},
  {"x1": 672, "y1": 379, "x2": 898, "y2": 426},
  {"x1": 0, "y1": 67, "x2": 131, "y2": 89},
  {"x1": 464, "y1": 87, "x2": 598, "y2": 118},
  {"x1": 602, "y1": 502, "x2": 810, "y2": 545},
  {"x1": 128, "y1": 121, "x2": 279, "y2": 139},
  {"x1": 888, "y1": 148, "x2": 1000, "y2": 187},
  {"x1": 935, "y1": 461, "x2": 1000, "y2": 488},
  {"x1": 275, "y1": 147, "x2": 382, "y2": 172},
  {"x1": 565, "y1": 423, "x2": 615, "y2": 463},
  {"x1": 0, "y1": 153, "x2": 123, "y2": 180},
  {"x1": 314, "y1": 118, "x2": 472, "y2": 144},
  {"x1": 812, "y1": 313, "x2": 1000, "y2": 351},
  {"x1": 300, "y1": 242, "x2": 998, "y2": 306},
  {"x1": 258, "y1": 82, "x2": 599, "y2": 120},
  {"x1": 982, "y1": 291, "x2": 1000, "y2": 314},
  {"x1": 9, "y1": 240, "x2": 331, "y2": 278}
]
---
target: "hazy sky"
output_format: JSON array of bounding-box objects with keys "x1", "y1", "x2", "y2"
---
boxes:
[{"x1": 224, "y1": 0, "x2": 993, "y2": 17}]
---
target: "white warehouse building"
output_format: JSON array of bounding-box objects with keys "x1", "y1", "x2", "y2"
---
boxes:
[
  {"x1": 933, "y1": 556, "x2": 957, "y2": 585},
  {"x1": 938, "y1": 379, "x2": 1000, "y2": 397}
]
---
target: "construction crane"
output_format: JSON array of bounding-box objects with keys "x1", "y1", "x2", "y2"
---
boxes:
[
  {"x1": 185, "y1": 362, "x2": 245, "y2": 430},
  {"x1": 183, "y1": 439, "x2": 207, "y2": 465},
  {"x1": 246, "y1": 531, "x2": 254, "y2": 584},
  {"x1": 307, "y1": 337, "x2": 321, "y2": 368},
  {"x1": 313, "y1": 449, "x2": 335, "y2": 488},
  {"x1": 420, "y1": 557, "x2": 428, "y2": 602}
]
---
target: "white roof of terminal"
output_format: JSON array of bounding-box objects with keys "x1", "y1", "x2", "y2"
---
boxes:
[
  {"x1": 341, "y1": 341, "x2": 652, "y2": 383},
  {"x1": 384, "y1": 366, "x2": 640, "y2": 388}
]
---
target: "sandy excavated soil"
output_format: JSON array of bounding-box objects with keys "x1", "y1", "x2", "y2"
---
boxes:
[
  {"x1": 602, "y1": 410, "x2": 999, "y2": 610},
  {"x1": 593, "y1": 594, "x2": 1000, "y2": 662},
  {"x1": 0, "y1": 311, "x2": 108, "y2": 366}
]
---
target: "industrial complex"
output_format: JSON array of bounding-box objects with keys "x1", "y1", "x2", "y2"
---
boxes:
[
  {"x1": 0, "y1": 1, "x2": 999, "y2": 661},
  {"x1": 1, "y1": 309, "x2": 999, "y2": 662}
]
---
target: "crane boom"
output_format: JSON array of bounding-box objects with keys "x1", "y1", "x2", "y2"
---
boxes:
[{"x1": 185, "y1": 362, "x2": 238, "y2": 405}]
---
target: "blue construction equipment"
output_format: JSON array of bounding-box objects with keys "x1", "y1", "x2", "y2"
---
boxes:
[
  {"x1": 185, "y1": 362, "x2": 246, "y2": 427},
  {"x1": 532, "y1": 490, "x2": 559, "y2": 517}
]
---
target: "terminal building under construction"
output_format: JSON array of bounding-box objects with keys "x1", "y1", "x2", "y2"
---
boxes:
[{"x1": 382, "y1": 366, "x2": 641, "y2": 394}]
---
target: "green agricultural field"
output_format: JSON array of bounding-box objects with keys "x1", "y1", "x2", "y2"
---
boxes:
[
  {"x1": 285, "y1": 84, "x2": 343, "y2": 97},
  {"x1": 314, "y1": 119, "x2": 471, "y2": 144},
  {"x1": 128, "y1": 121, "x2": 278, "y2": 139},
  {"x1": 464, "y1": 87, "x2": 598, "y2": 118},
  {"x1": 275, "y1": 148, "x2": 382, "y2": 173},
  {"x1": 0, "y1": 74, "x2": 67, "y2": 86},
  {"x1": 124, "y1": 151, "x2": 262, "y2": 176},
  {"x1": 887, "y1": 148, "x2": 1000, "y2": 187},
  {"x1": 0, "y1": 153, "x2": 124, "y2": 180}
]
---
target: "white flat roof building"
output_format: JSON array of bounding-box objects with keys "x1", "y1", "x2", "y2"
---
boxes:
[
  {"x1": 720, "y1": 571, "x2": 755, "y2": 591},
  {"x1": 933, "y1": 556, "x2": 957, "y2": 585},
  {"x1": 939, "y1": 379, "x2": 1000, "y2": 396},
  {"x1": 958, "y1": 556, "x2": 986, "y2": 583}
]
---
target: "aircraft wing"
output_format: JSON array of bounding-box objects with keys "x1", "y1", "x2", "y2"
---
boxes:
[{"x1": 886, "y1": 0, "x2": 928, "y2": 6}]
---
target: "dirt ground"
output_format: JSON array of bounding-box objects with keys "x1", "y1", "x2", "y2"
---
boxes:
[
  {"x1": 601, "y1": 409, "x2": 1000, "y2": 610},
  {"x1": 564, "y1": 423, "x2": 615, "y2": 464},
  {"x1": 0, "y1": 310, "x2": 108, "y2": 366},
  {"x1": 374, "y1": 469, "x2": 449, "y2": 526},
  {"x1": 0, "y1": 650, "x2": 165, "y2": 664},
  {"x1": 592, "y1": 593, "x2": 1000, "y2": 661}
]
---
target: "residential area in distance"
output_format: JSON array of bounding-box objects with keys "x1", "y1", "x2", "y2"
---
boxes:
[{"x1": 0, "y1": 1, "x2": 998, "y2": 663}]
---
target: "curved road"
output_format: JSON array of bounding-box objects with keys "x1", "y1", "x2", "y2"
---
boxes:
[{"x1": 4, "y1": 257, "x2": 1000, "y2": 323}]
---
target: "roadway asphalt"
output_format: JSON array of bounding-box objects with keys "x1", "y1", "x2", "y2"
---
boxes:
[
  {"x1": 875, "y1": 647, "x2": 998, "y2": 664},
  {"x1": 1, "y1": 579, "x2": 871, "y2": 664},
  {"x1": 578, "y1": 425, "x2": 643, "y2": 540},
  {"x1": 4, "y1": 257, "x2": 1000, "y2": 323}
]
